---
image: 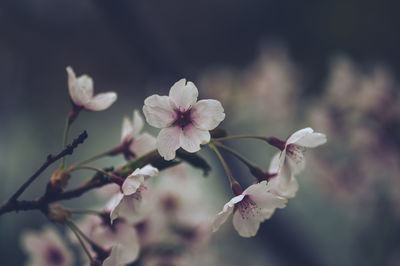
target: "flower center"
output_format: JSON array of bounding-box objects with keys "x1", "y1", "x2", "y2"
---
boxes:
[
  {"x1": 174, "y1": 109, "x2": 192, "y2": 129},
  {"x1": 46, "y1": 246, "x2": 64, "y2": 265},
  {"x1": 286, "y1": 144, "x2": 306, "y2": 164},
  {"x1": 237, "y1": 196, "x2": 261, "y2": 220}
]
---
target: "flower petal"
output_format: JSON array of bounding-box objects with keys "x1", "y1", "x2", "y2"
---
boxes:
[
  {"x1": 294, "y1": 132, "x2": 327, "y2": 148},
  {"x1": 66, "y1": 66, "x2": 93, "y2": 106},
  {"x1": 169, "y1": 78, "x2": 198, "y2": 110},
  {"x1": 180, "y1": 124, "x2": 210, "y2": 153},
  {"x1": 132, "y1": 110, "x2": 144, "y2": 136},
  {"x1": 130, "y1": 132, "x2": 157, "y2": 157},
  {"x1": 85, "y1": 92, "x2": 117, "y2": 111},
  {"x1": 212, "y1": 195, "x2": 244, "y2": 232},
  {"x1": 109, "y1": 193, "x2": 124, "y2": 224},
  {"x1": 143, "y1": 95, "x2": 176, "y2": 128},
  {"x1": 122, "y1": 175, "x2": 144, "y2": 196},
  {"x1": 121, "y1": 116, "x2": 133, "y2": 143},
  {"x1": 232, "y1": 208, "x2": 260, "y2": 238},
  {"x1": 157, "y1": 126, "x2": 182, "y2": 160},
  {"x1": 244, "y1": 181, "x2": 288, "y2": 210},
  {"x1": 286, "y1": 127, "x2": 314, "y2": 145},
  {"x1": 191, "y1": 99, "x2": 226, "y2": 130}
]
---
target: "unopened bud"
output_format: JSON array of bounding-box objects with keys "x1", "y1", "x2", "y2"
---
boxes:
[
  {"x1": 47, "y1": 204, "x2": 71, "y2": 223},
  {"x1": 50, "y1": 169, "x2": 71, "y2": 189}
]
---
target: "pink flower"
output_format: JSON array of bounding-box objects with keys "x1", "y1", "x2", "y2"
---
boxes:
[
  {"x1": 109, "y1": 165, "x2": 159, "y2": 224},
  {"x1": 271, "y1": 127, "x2": 327, "y2": 176},
  {"x1": 212, "y1": 181, "x2": 287, "y2": 237},
  {"x1": 120, "y1": 110, "x2": 157, "y2": 159},
  {"x1": 66, "y1": 66, "x2": 117, "y2": 111},
  {"x1": 21, "y1": 226, "x2": 74, "y2": 266},
  {"x1": 143, "y1": 79, "x2": 225, "y2": 160}
]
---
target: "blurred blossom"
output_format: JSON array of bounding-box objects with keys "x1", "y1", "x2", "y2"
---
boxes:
[{"x1": 21, "y1": 226, "x2": 74, "y2": 266}]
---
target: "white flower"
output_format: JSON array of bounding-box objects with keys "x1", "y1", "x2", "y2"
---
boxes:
[
  {"x1": 21, "y1": 226, "x2": 74, "y2": 266},
  {"x1": 278, "y1": 127, "x2": 327, "y2": 176},
  {"x1": 109, "y1": 165, "x2": 159, "y2": 223},
  {"x1": 212, "y1": 181, "x2": 287, "y2": 237},
  {"x1": 267, "y1": 152, "x2": 299, "y2": 199},
  {"x1": 143, "y1": 79, "x2": 225, "y2": 160},
  {"x1": 120, "y1": 110, "x2": 157, "y2": 159},
  {"x1": 66, "y1": 66, "x2": 117, "y2": 111}
]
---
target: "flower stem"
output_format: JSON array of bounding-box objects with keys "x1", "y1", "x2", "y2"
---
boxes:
[
  {"x1": 212, "y1": 135, "x2": 269, "y2": 142},
  {"x1": 208, "y1": 143, "x2": 237, "y2": 186},
  {"x1": 69, "y1": 165, "x2": 123, "y2": 183},
  {"x1": 72, "y1": 149, "x2": 113, "y2": 168},
  {"x1": 69, "y1": 209, "x2": 104, "y2": 216},
  {"x1": 212, "y1": 142, "x2": 259, "y2": 170},
  {"x1": 66, "y1": 220, "x2": 93, "y2": 263},
  {"x1": 59, "y1": 115, "x2": 71, "y2": 169}
]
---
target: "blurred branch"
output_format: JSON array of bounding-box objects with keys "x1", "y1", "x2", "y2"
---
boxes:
[{"x1": 8, "y1": 130, "x2": 88, "y2": 202}]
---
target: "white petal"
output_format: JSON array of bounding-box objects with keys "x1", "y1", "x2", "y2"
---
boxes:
[
  {"x1": 268, "y1": 152, "x2": 280, "y2": 173},
  {"x1": 285, "y1": 145, "x2": 306, "y2": 175},
  {"x1": 103, "y1": 244, "x2": 123, "y2": 266},
  {"x1": 121, "y1": 116, "x2": 133, "y2": 143},
  {"x1": 122, "y1": 175, "x2": 145, "y2": 195},
  {"x1": 191, "y1": 99, "x2": 226, "y2": 130},
  {"x1": 294, "y1": 132, "x2": 327, "y2": 148},
  {"x1": 85, "y1": 92, "x2": 117, "y2": 111},
  {"x1": 169, "y1": 78, "x2": 198, "y2": 110},
  {"x1": 109, "y1": 193, "x2": 124, "y2": 224},
  {"x1": 66, "y1": 66, "x2": 93, "y2": 106},
  {"x1": 157, "y1": 126, "x2": 182, "y2": 160},
  {"x1": 244, "y1": 181, "x2": 287, "y2": 210},
  {"x1": 212, "y1": 195, "x2": 244, "y2": 232},
  {"x1": 113, "y1": 224, "x2": 140, "y2": 264},
  {"x1": 130, "y1": 132, "x2": 157, "y2": 156},
  {"x1": 131, "y1": 110, "x2": 144, "y2": 136},
  {"x1": 232, "y1": 209, "x2": 260, "y2": 238},
  {"x1": 131, "y1": 164, "x2": 159, "y2": 179},
  {"x1": 180, "y1": 124, "x2": 210, "y2": 153},
  {"x1": 143, "y1": 95, "x2": 176, "y2": 128},
  {"x1": 110, "y1": 194, "x2": 144, "y2": 224},
  {"x1": 268, "y1": 174, "x2": 299, "y2": 199},
  {"x1": 286, "y1": 127, "x2": 314, "y2": 145}
]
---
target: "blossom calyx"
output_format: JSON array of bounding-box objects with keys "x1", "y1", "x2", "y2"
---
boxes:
[
  {"x1": 47, "y1": 204, "x2": 72, "y2": 224},
  {"x1": 50, "y1": 169, "x2": 71, "y2": 190}
]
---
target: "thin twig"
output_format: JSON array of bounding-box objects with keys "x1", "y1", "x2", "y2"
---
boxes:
[{"x1": 6, "y1": 131, "x2": 88, "y2": 203}]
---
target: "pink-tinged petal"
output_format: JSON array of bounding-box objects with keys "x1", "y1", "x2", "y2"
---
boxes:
[
  {"x1": 130, "y1": 132, "x2": 157, "y2": 156},
  {"x1": 66, "y1": 66, "x2": 93, "y2": 106},
  {"x1": 143, "y1": 95, "x2": 176, "y2": 128},
  {"x1": 109, "y1": 193, "x2": 124, "y2": 224},
  {"x1": 191, "y1": 99, "x2": 225, "y2": 130},
  {"x1": 157, "y1": 126, "x2": 182, "y2": 160},
  {"x1": 85, "y1": 92, "x2": 117, "y2": 111},
  {"x1": 169, "y1": 78, "x2": 198, "y2": 110},
  {"x1": 232, "y1": 208, "x2": 260, "y2": 238},
  {"x1": 122, "y1": 175, "x2": 144, "y2": 196},
  {"x1": 268, "y1": 152, "x2": 281, "y2": 173},
  {"x1": 114, "y1": 224, "x2": 140, "y2": 263},
  {"x1": 286, "y1": 127, "x2": 314, "y2": 145},
  {"x1": 244, "y1": 181, "x2": 287, "y2": 210},
  {"x1": 269, "y1": 154, "x2": 299, "y2": 198},
  {"x1": 131, "y1": 110, "x2": 144, "y2": 136},
  {"x1": 212, "y1": 195, "x2": 245, "y2": 232},
  {"x1": 133, "y1": 164, "x2": 159, "y2": 178},
  {"x1": 109, "y1": 193, "x2": 144, "y2": 224},
  {"x1": 285, "y1": 144, "x2": 306, "y2": 175},
  {"x1": 180, "y1": 124, "x2": 210, "y2": 153},
  {"x1": 102, "y1": 245, "x2": 122, "y2": 266},
  {"x1": 294, "y1": 132, "x2": 327, "y2": 148},
  {"x1": 121, "y1": 116, "x2": 133, "y2": 143}
]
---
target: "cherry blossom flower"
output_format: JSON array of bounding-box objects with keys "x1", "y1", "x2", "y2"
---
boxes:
[
  {"x1": 66, "y1": 66, "x2": 117, "y2": 111},
  {"x1": 143, "y1": 79, "x2": 225, "y2": 160},
  {"x1": 270, "y1": 127, "x2": 327, "y2": 176},
  {"x1": 109, "y1": 165, "x2": 159, "y2": 223},
  {"x1": 212, "y1": 181, "x2": 287, "y2": 237},
  {"x1": 267, "y1": 152, "x2": 299, "y2": 199},
  {"x1": 120, "y1": 110, "x2": 156, "y2": 159},
  {"x1": 21, "y1": 226, "x2": 74, "y2": 266}
]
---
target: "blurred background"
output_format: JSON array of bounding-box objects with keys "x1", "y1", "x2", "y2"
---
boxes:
[{"x1": 0, "y1": 1, "x2": 399, "y2": 265}]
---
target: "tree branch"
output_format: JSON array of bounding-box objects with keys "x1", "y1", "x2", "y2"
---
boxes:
[{"x1": 5, "y1": 131, "x2": 88, "y2": 203}]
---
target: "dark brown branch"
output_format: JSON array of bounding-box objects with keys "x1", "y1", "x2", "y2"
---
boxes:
[{"x1": 5, "y1": 131, "x2": 88, "y2": 203}]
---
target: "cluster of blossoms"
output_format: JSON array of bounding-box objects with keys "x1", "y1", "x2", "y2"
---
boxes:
[{"x1": 10, "y1": 66, "x2": 326, "y2": 265}]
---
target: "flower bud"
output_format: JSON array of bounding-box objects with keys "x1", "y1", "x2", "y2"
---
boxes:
[
  {"x1": 50, "y1": 169, "x2": 71, "y2": 190},
  {"x1": 47, "y1": 204, "x2": 72, "y2": 224}
]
